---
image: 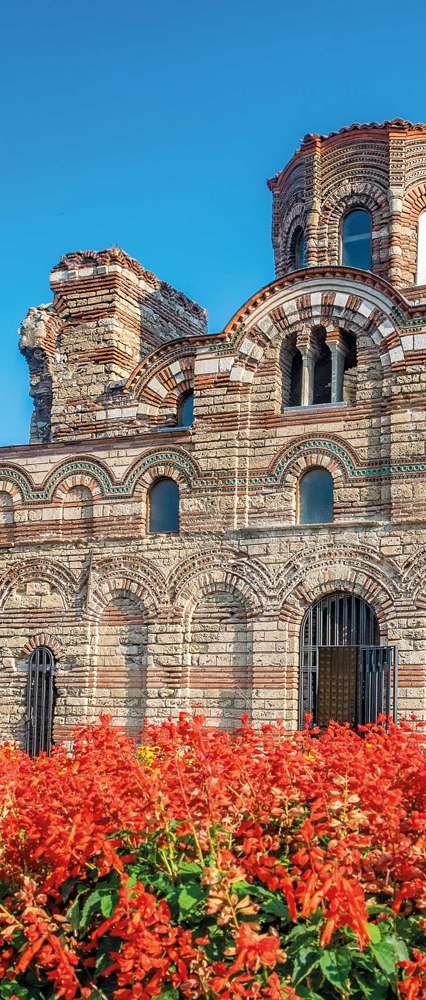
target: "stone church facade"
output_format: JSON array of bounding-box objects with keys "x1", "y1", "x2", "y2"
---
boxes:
[{"x1": 4, "y1": 118, "x2": 426, "y2": 749}]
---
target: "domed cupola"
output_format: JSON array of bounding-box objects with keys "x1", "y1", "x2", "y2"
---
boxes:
[{"x1": 268, "y1": 119, "x2": 426, "y2": 296}]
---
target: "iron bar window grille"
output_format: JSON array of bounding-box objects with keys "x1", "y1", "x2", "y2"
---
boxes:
[{"x1": 26, "y1": 646, "x2": 55, "y2": 757}]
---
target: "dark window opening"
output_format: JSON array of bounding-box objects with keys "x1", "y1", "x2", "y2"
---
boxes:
[
  {"x1": 313, "y1": 333, "x2": 332, "y2": 404},
  {"x1": 291, "y1": 227, "x2": 306, "y2": 271},
  {"x1": 341, "y1": 209, "x2": 372, "y2": 270},
  {"x1": 342, "y1": 331, "x2": 358, "y2": 404},
  {"x1": 177, "y1": 390, "x2": 194, "y2": 427},
  {"x1": 299, "y1": 468, "x2": 333, "y2": 524},
  {"x1": 26, "y1": 646, "x2": 56, "y2": 758},
  {"x1": 148, "y1": 477, "x2": 180, "y2": 533},
  {"x1": 289, "y1": 349, "x2": 303, "y2": 406}
]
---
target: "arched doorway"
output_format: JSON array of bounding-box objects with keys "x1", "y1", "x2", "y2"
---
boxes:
[{"x1": 299, "y1": 592, "x2": 397, "y2": 727}]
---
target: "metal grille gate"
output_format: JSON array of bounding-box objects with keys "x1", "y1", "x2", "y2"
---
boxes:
[
  {"x1": 299, "y1": 592, "x2": 397, "y2": 727},
  {"x1": 26, "y1": 646, "x2": 55, "y2": 757}
]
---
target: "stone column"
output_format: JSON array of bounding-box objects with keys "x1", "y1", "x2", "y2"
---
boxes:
[
  {"x1": 297, "y1": 328, "x2": 320, "y2": 405},
  {"x1": 326, "y1": 329, "x2": 348, "y2": 403}
]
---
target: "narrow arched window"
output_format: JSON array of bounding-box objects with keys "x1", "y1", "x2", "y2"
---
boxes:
[
  {"x1": 313, "y1": 334, "x2": 332, "y2": 405},
  {"x1": 417, "y1": 211, "x2": 426, "y2": 285},
  {"x1": 26, "y1": 646, "x2": 56, "y2": 757},
  {"x1": 289, "y1": 349, "x2": 303, "y2": 406},
  {"x1": 177, "y1": 390, "x2": 194, "y2": 427},
  {"x1": 291, "y1": 227, "x2": 306, "y2": 270},
  {"x1": 148, "y1": 478, "x2": 179, "y2": 533},
  {"x1": 299, "y1": 468, "x2": 333, "y2": 524},
  {"x1": 341, "y1": 210, "x2": 372, "y2": 270}
]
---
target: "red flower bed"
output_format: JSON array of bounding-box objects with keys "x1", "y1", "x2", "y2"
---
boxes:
[{"x1": 0, "y1": 715, "x2": 425, "y2": 999}]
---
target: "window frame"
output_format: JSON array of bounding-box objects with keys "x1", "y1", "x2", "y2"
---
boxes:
[
  {"x1": 148, "y1": 476, "x2": 180, "y2": 535},
  {"x1": 340, "y1": 208, "x2": 373, "y2": 271},
  {"x1": 298, "y1": 467, "x2": 334, "y2": 525}
]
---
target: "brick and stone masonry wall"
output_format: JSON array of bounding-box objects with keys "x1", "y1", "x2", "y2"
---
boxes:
[{"x1": 3, "y1": 120, "x2": 426, "y2": 743}]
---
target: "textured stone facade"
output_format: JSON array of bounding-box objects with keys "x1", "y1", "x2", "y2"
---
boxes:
[{"x1": 4, "y1": 118, "x2": 426, "y2": 744}]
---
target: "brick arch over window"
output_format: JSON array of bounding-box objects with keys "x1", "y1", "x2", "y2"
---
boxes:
[
  {"x1": 317, "y1": 180, "x2": 389, "y2": 274},
  {"x1": 23, "y1": 634, "x2": 64, "y2": 659},
  {"x1": 44, "y1": 458, "x2": 113, "y2": 501},
  {"x1": 125, "y1": 347, "x2": 196, "y2": 422},
  {"x1": 183, "y1": 580, "x2": 254, "y2": 729},
  {"x1": 277, "y1": 544, "x2": 399, "y2": 619},
  {"x1": 400, "y1": 184, "x2": 426, "y2": 286}
]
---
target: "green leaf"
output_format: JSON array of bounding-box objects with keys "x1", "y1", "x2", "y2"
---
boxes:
[
  {"x1": 80, "y1": 889, "x2": 102, "y2": 930},
  {"x1": 386, "y1": 934, "x2": 409, "y2": 962},
  {"x1": 366, "y1": 922, "x2": 381, "y2": 944},
  {"x1": 66, "y1": 896, "x2": 81, "y2": 933},
  {"x1": 178, "y1": 861, "x2": 203, "y2": 879},
  {"x1": 100, "y1": 891, "x2": 116, "y2": 917},
  {"x1": 177, "y1": 882, "x2": 205, "y2": 915},
  {"x1": 292, "y1": 945, "x2": 322, "y2": 986},
  {"x1": 354, "y1": 972, "x2": 389, "y2": 1000},
  {"x1": 297, "y1": 989, "x2": 326, "y2": 1000},
  {"x1": 320, "y1": 948, "x2": 352, "y2": 989},
  {"x1": 370, "y1": 940, "x2": 397, "y2": 977}
]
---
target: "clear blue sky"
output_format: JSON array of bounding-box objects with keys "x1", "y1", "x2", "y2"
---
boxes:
[{"x1": 2, "y1": 0, "x2": 426, "y2": 446}]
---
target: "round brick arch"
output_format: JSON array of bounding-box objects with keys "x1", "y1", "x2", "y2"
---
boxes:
[{"x1": 318, "y1": 178, "x2": 389, "y2": 270}]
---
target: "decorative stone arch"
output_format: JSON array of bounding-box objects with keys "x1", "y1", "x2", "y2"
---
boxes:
[
  {"x1": 400, "y1": 183, "x2": 426, "y2": 286},
  {"x1": 269, "y1": 438, "x2": 350, "y2": 523},
  {"x1": 271, "y1": 434, "x2": 354, "y2": 485},
  {"x1": 401, "y1": 547, "x2": 426, "y2": 604},
  {"x1": 0, "y1": 465, "x2": 33, "y2": 502},
  {"x1": 277, "y1": 543, "x2": 399, "y2": 624},
  {"x1": 43, "y1": 457, "x2": 113, "y2": 501},
  {"x1": 88, "y1": 556, "x2": 164, "y2": 619},
  {"x1": 124, "y1": 448, "x2": 199, "y2": 496},
  {"x1": 125, "y1": 345, "x2": 196, "y2": 422},
  {"x1": 318, "y1": 179, "x2": 389, "y2": 273},
  {"x1": 53, "y1": 473, "x2": 103, "y2": 504},
  {"x1": 0, "y1": 558, "x2": 78, "y2": 611},
  {"x1": 169, "y1": 549, "x2": 271, "y2": 616}
]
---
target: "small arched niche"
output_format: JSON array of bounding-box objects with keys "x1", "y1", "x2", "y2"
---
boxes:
[
  {"x1": 299, "y1": 468, "x2": 333, "y2": 524},
  {"x1": 340, "y1": 209, "x2": 372, "y2": 270},
  {"x1": 148, "y1": 477, "x2": 180, "y2": 534}
]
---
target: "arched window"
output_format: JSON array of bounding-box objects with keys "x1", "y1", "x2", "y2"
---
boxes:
[
  {"x1": 148, "y1": 478, "x2": 179, "y2": 533},
  {"x1": 281, "y1": 338, "x2": 303, "y2": 408},
  {"x1": 341, "y1": 210, "x2": 372, "y2": 270},
  {"x1": 26, "y1": 646, "x2": 56, "y2": 757},
  {"x1": 313, "y1": 332, "x2": 332, "y2": 404},
  {"x1": 417, "y1": 211, "x2": 426, "y2": 285},
  {"x1": 299, "y1": 468, "x2": 333, "y2": 524},
  {"x1": 177, "y1": 390, "x2": 194, "y2": 427},
  {"x1": 291, "y1": 227, "x2": 306, "y2": 270}
]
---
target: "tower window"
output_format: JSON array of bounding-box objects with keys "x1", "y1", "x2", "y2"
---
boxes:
[
  {"x1": 177, "y1": 390, "x2": 194, "y2": 427},
  {"x1": 341, "y1": 210, "x2": 372, "y2": 270},
  {"x1": 291, "y1": 227, "x2": 306, "y2": 271},
  {"x1": 312, "y1": 331, "x2": 332, "y2": 405},
  {"x1": 148, "y1": 478, "x2": 179, "y2": 533},
  {"x1": 299, "y1": 468, "x2": 333, "y2": 524},
  {"x1": 417, "y1": 211, "x2": 426, "y2": 285}
]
